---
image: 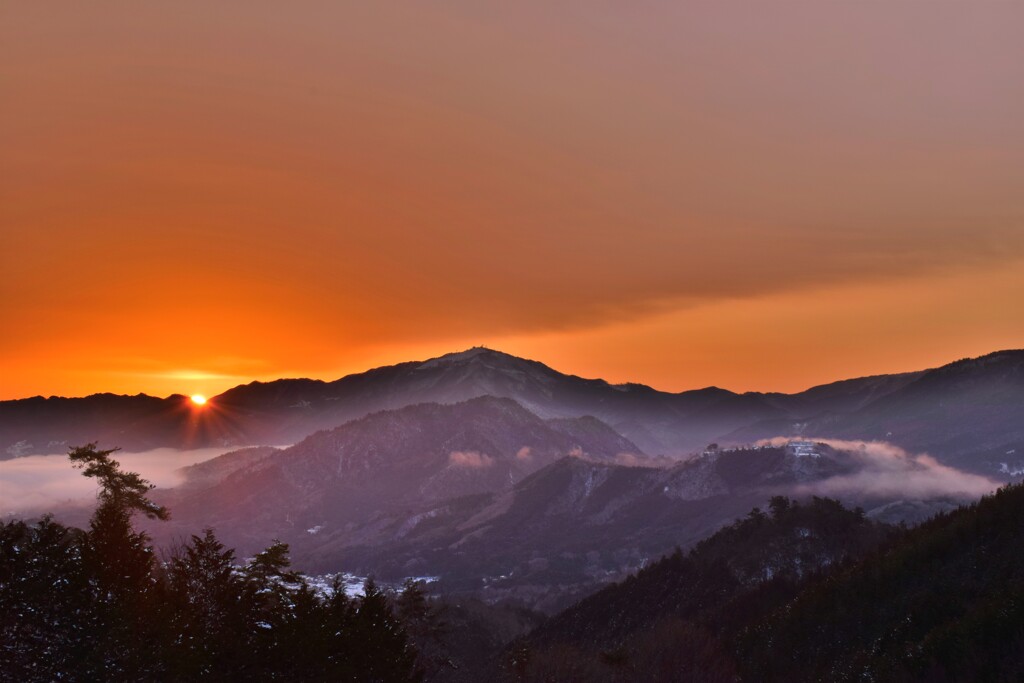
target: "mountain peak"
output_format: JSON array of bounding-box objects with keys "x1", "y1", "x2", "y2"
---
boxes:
[{"x1": 417, "y1": 346, "x2": 519, "y2": 369}]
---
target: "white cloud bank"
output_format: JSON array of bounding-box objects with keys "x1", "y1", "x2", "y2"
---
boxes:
[{"x1": 758, "y1": 437, "x2": 1000, "y2": 499}]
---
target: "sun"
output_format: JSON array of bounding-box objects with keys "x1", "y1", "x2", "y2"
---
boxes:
[{"x1": 190, "y1": 394, "x2": 207, "y2": 406}]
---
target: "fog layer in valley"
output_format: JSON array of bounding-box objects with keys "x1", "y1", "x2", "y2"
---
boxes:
[
  {"x1": 0, "y1": 447, "x2": 241, "y2": 516},
  {"x1": 1, "y1": 436, "x2": 1002, "y2": 523},
  {"x1": 758, "y1": 437, "x2": 1001, "y2": 499}
]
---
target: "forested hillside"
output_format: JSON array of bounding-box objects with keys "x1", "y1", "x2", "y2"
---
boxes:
[
  {"x1": 508, "y1": 496, "x2": 895, "y2": 681},
  {"x1": 737, "y1": 482, "x2": 1024, "y2": 682},
  {"x1": 504, "y1": 485, "x2": 1024, "y2": 682}
]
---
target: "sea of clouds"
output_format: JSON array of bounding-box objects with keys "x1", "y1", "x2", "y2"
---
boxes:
[{"x1": 0, "y1": 447, "x2": 236, "y2": 517}]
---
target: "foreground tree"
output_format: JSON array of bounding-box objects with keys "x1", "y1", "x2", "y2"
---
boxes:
[
  {"x1": 69, "y1": 444, "x2": 170, "y2": 679},
  {"x1": 0, "y1": 445, "x2": 422, "y2": 682},
  {"x1": 0, "y1": 516, "x2": 90, "y2": 681},
  {"x1": 162, "y1": 529, "x2": 246, "y2": 679}
]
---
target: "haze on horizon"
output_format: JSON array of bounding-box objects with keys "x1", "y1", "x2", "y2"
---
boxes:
[{"x1": 2, "y1": 2, "x2": 1023, "y2": 401}]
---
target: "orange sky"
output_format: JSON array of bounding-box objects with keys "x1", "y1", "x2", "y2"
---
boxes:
[{"x1": 2, "y1": 2, "x2": 1023, "y2": 400}]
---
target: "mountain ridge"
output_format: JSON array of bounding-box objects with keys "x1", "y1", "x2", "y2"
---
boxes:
[
  {"x1": 145, "y1": 402, "x2": 993, "y2": 611},
  {"x1": 3, "y1": 348, "x2": 1023, "y2": 478},
  {"x1": 9, "y1": 347, "x2": 1022, "y2": 403}
]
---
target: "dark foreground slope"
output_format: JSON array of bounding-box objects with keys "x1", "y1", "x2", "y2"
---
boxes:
[
  {"x1": 504, "y1": 483, "x2": 1024, "y2": 682},
  {"x1": 739, "y1": 482, "x2": 1024, "y2": 682},
  {"x1": 507, "y1": 497, "x2": 894, "y2": 681}
]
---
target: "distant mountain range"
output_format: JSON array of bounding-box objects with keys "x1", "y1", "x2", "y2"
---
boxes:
[
  {"x1": 143, "y1": 393, "x2": 996, "y2": 611},
  {"x1": 8, "y1": 347, "x2": 1020, "y2": 614},
  {"x1": 4, "y1": 348, "x2": 1024, "y2": 477},
  {"x1": 155, "y1": 396, "x2": 640, "y2": 549}
]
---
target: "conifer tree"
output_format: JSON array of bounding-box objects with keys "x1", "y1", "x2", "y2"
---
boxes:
[
  {"x1": 68, "y1": 443, "x2": 169, "y2": 679},
  {"x1": 164, "y1": 528, "x2": 244, "y2": 679},
  {"x1": 353, "y1": 579, "x2": 422, "y2": 682}
]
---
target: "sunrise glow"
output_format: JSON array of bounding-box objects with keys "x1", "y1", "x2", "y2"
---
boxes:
[
  {"x1": 1, "y1": 3, "x2": 1021, "y2": 400},
  {"x1": 1, "y1": 5, "x2": 1021, "y2": 679}
]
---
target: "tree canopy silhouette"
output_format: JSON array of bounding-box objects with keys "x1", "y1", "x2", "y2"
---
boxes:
[
  {"x1": 68, "y1": 443, "x2": 169, "y2": 521},
  {"x1": 0, "y1": 444, "x2": 422, "y2": 682}
]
